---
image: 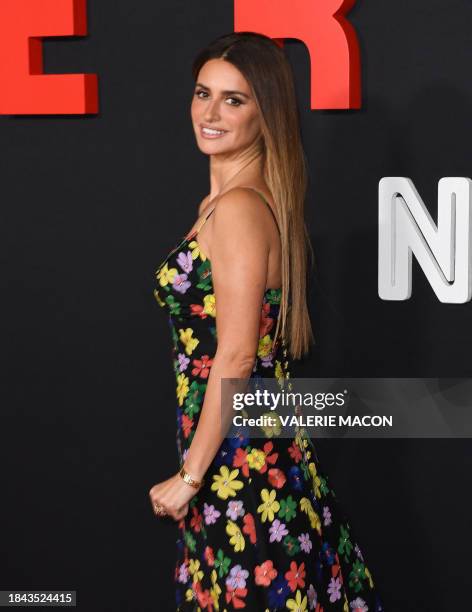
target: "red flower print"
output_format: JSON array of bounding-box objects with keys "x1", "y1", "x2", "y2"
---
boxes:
[
  {"x1": 191, "y1": 354, "x2": 213, "y2": 378},
  {"x1": 267, "y1": 468, "x2": 286, "y2": 489},
  {"x1": 262, "y1": 441, "x2": 278, "y2": 466},
  {"x1": 190, "y1": 303, "x2": 211, "y2": 319},
  {"x1": 182, "y1": 414, "x2": 193, "y2": 438},
  {"x1": 195, "y1": 581, "x2": 213, "y2": 610},
  {"x1": 254, "y1": 560, "x2": 277, "y2": 586},
  {"x1": 288, "y1": 440, "x2": 302, "y2": 463},
  {"x1": 190, "y1": 506, "x2": 203, "y2": 533},
  {"x1": 242, "y1": 513, "x2": 257, "y2": 544},
  {"x1": 233, "y1": 447, "x2": 250, "y2": 477},
  {"x1": 225, "y1": 586, "x2": 247, "y2": 609},
  {"x1": 204, "y1": 545, "x2": 215, "y2": 566},
  {"x1": 259, "y1": 303, "x2": 274, "y2": 337},
  {"x1": 285, "y1": 561, "x2": 306, "y2": 592}
]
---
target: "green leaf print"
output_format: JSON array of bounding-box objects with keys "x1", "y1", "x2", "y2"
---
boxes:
[
  {"x1": 214, "y1": 549, "x2": 231, "y2": 578},
  {"x1": 348, "y1": 559, "x2": 367, "y2": 593},
  {"x1": 184, "y1": 530, "x2": 196, "y2": 553},
  {"x1": 338, "y1": 524, "x2": 353, "y2": 562},
  {"x1": 282, "y1": 534, "x2": 300, "y2": 557},
  {"x1": 196, "y1": 261, "x2": 212, "y2": 291},
  {"x1": 278, "y1": 495, "x2": 297, "y2": 522},
  {"x1": 166, "y1": 294, "x2": 181, "y2": 315}
]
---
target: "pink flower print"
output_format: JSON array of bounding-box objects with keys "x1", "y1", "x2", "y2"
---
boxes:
[
  {"x1": 177, "y1": 353, "x2": 190, "y2": 372},
  {"x1": 203, "y1": 503, "x2": 221, "y2": 525},
  {"x1": 323, "y1": 505, "x2": 332, "y2": 526},
  {"x1": 298, "y1": 532, "x2": 312, "y2": 553},
  {"x1": 226, "y1": 500, "x2": 245, "y2": 520},
  {"x1": 225, "y1": 564, "x2": 249, "y2": 590},
  {"x1": 178, "y1": 562, "x2": 189, "y2": 584},
  {"x1": 327, "y1": 577, "x2": 342, "y2": 602},
  {"x1": 269, "y1": 519, "x2": 288, "y2": 543},
  {"x1": 307, "y1": 583, "x2": 318, "y2": 610},
  {"x1": 176, "y1": 250, "x2": 193, "y2": 273},
  {"x1": 350, "y1": 597, "x2": 369, "y2": 612},
  {"x1": 172, "y1": 273, "x2": 191, "y2": 294}
]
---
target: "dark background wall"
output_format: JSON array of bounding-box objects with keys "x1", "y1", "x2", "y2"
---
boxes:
[{"x1": 1, "y1": 1, "x2": 471, "y2": 610}]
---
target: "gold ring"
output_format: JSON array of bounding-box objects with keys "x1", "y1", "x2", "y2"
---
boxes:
[{"x1": 154, "y1": 503, "x2": 167, "y2": 517}]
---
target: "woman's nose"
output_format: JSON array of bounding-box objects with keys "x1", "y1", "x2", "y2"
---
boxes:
[{"x1": 204, "y1": 100, "x2": 220, "y2": 122}]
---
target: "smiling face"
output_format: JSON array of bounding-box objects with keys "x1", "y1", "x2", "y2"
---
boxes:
[{"x1": 190, "y1": 58, "x2": 262, "y2": 156}]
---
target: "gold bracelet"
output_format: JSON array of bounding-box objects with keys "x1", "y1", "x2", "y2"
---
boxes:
[{"x1": 179, "y1": 465, "x2": 205, "y2": 489}]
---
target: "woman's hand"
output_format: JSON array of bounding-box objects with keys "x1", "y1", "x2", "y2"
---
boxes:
[{"x1": 148, "y1": 472, "x2": 201, "y2": 521}]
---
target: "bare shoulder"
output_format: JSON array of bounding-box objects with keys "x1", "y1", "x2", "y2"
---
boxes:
[{"x1": 212, "y1": 187, "x2": 272, "y2": 230}]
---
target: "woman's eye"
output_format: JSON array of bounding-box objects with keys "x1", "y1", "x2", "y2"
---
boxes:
[
  {"x1": 226, "y1": 97, "x2": 242, "y2": 107},
  {"x1": 195, "y1": 90, "x2": 208, "y2": 98}
]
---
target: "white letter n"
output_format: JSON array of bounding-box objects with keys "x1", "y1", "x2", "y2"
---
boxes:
[{"x1": 378, "y1": 177, "x2": 472, "y2": 303}]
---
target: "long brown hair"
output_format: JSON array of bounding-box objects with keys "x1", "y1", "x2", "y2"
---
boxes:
[{"x1": 192, "y1": 32, "x2": 315, "y2": 360}]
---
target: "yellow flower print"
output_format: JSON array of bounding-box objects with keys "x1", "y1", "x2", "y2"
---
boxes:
[
  {"x1": 210, "y1": 569, "x2": 221, "y2": 610},
  {"x1": 260, "y1": 412, "x2": 282, "y2": 438},
  {"x1": 299, "y1": 497, "x2": 321, "y2": 534},
  {"x1": 286, "y1": 589, "x2": 307, "y2": 611},
  {"x1": 257, "y1": 334, "x2": 273, "y2": 359},
  {"x1": 153, "y1": 288, "x2": 165, "y2": 307},
  {"x1": 203, "y1": 294, "x2": 216, "y2": 318},
  {"x1": 179, "y1": 328, "x2": 199, "y2": 355},
  {"x1": 176, "y1": 372, "x2": 189, "y2": 406},
  {"x1": 257, "y1": 488, "x2": 280, "y2": 522},
  {"x1": 247, "y1": 448, "x2": 266, "y2": 471},
  {"x1": 308, "y1": 462, "x2": 322, "y2": 499},
  {"x1": 185, "y1": 588, "x2": 196, "y2": 603},
  {"x1": 211, "y1": 466, "x2": 244, "y2": 500},
  {"x1": 226, "y1": 519, "x2": 246, "y2": 552},
  {"x1": 188, "y1": 239, "x2": 206, "y2": 261},
  {"x1": 188, "y1": 558, "x2": 204, "y2": 583},
  {"x1": 156, "y1": 263, "x2": 177, "y2": 287},
  {"x1": 275, "y1": 360, "x2": 284, "y2": 383},
  {"x1": 365, "y1": 566, "x2": 375, "y2": 588}
]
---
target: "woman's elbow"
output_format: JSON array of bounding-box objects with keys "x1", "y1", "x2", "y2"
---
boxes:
[{"x1": 214, "y1": 345, "x2": 256, "y2": 373}]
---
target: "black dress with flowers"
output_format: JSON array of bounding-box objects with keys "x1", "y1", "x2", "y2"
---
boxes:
[{"x1": 153, "y1": 189, "x2": 384, "y2": 612}]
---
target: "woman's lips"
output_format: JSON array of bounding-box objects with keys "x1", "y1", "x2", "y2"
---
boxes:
[{"x1": 200, "y1": 126, "x2": 228, "y2": 139}]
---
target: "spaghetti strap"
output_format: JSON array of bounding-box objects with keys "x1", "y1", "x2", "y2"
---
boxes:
[
  {"x1": 191, "y1": 205, "x2": 216, "y2": 237},
  {"x1": 241, "y1": 186, "x2": 281, "y2": 235}
]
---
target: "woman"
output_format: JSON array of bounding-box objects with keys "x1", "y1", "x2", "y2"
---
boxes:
[{"x1": 150, "y1": 32, "x2": 383, "y2": 612}]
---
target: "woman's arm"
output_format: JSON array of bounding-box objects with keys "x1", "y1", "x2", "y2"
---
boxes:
[
  {"x1": 183, "y1": 187, "x2": 274, "y2": 481},
  {"x1": 148, "y1": 187, "x2": 276, "y2": 520}
]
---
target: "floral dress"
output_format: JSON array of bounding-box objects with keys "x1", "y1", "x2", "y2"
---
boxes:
[{"x1": 153, "y1": 192, "x2": 384, "y2": 612}]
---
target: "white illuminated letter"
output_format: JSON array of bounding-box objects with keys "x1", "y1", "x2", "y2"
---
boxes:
[{"x1": 378, "y1": 177, "x2": 472, "y2": 303}]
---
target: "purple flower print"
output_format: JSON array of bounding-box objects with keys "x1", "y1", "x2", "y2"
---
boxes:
[
  {"x1": 260, "y1": 353, "x2": 274, "y2": 368},
  {"x1": 307, "y1": 584, "x2": 318, "y2": 610},
  {"x1": 226, "y1": 500, "x2": 245, "y2": 520},
  {"x1": 225, "y1": 564, "x2": 249, "y2": 590},
  {"x1": 298, "y1": 532, "x2": 312, "y2": 553},
  {"x1": 172, "y1": 273, "x2": 191, "y2": 294},
  {"x1": 354, "y1": 543, "x2": 365, "y2": 562},
  {"x1": 350, "y1": 597, "x2": 369, "y2": 612},
  {"x1": 327, "y1": 577, "x2": 342, "y2": 603},
  {"x1": 178, "y1": 562, "x2": 189, "y2": 584},
  {"x1": 176, "y1": 250, "x2": 193, "y2": 274},
  {"x1": 323, "y1": 505, "x2": 332, "y2": 526},
  {"x1": 177, "y1": 353, "x2": 190, "y2": 372},
  {"x1": 203, "y1": 503, "x2": 221, "y2": 525},
  {"x1": 269, "y1": 519, "x2": 288, "y2": 543}
]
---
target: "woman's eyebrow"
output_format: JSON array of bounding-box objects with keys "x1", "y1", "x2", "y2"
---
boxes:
[{"x1": 195, "y1": 82, "x2": 250, "y2": 99}]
